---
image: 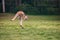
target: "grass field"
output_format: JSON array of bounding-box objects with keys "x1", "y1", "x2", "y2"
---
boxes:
[{"x1": 0, "y1": 13, "x2": 60, "y2": 40}]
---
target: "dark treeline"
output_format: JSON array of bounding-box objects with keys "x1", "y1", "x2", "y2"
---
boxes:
[{"x1": 0, "y1": 0, "x2": 60, "y2": 15}]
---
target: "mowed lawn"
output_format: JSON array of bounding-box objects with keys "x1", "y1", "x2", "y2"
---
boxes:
[{"x1": 0, "y1": 13, "x2": 60, "y2": 40}]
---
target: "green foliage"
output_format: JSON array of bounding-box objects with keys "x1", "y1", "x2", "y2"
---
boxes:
[
  {"x1": 13, "y1": 4, "x2": 59, "y2": 15},
  {"x1": 0, "y1": 3, "x2": 2, "y2": 13},
  {"x1": 14, "y1": 4, "x2": 40, "y2": 15},
  {"x1": 0, "y1": 0, "x2": 59, "y2": 15}
]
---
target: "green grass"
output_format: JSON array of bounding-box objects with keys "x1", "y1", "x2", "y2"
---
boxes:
[{"x1": 0, "y1": 13, "x2": 60, "y2": 40}]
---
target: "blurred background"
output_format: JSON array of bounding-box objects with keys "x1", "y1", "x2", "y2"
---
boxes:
[
  {"x1": 0, "y1": 0, "x2": 60, "y2": 40},
  {"x1": 0, "y1": 0, "x2": 60, "y2": 15}
]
